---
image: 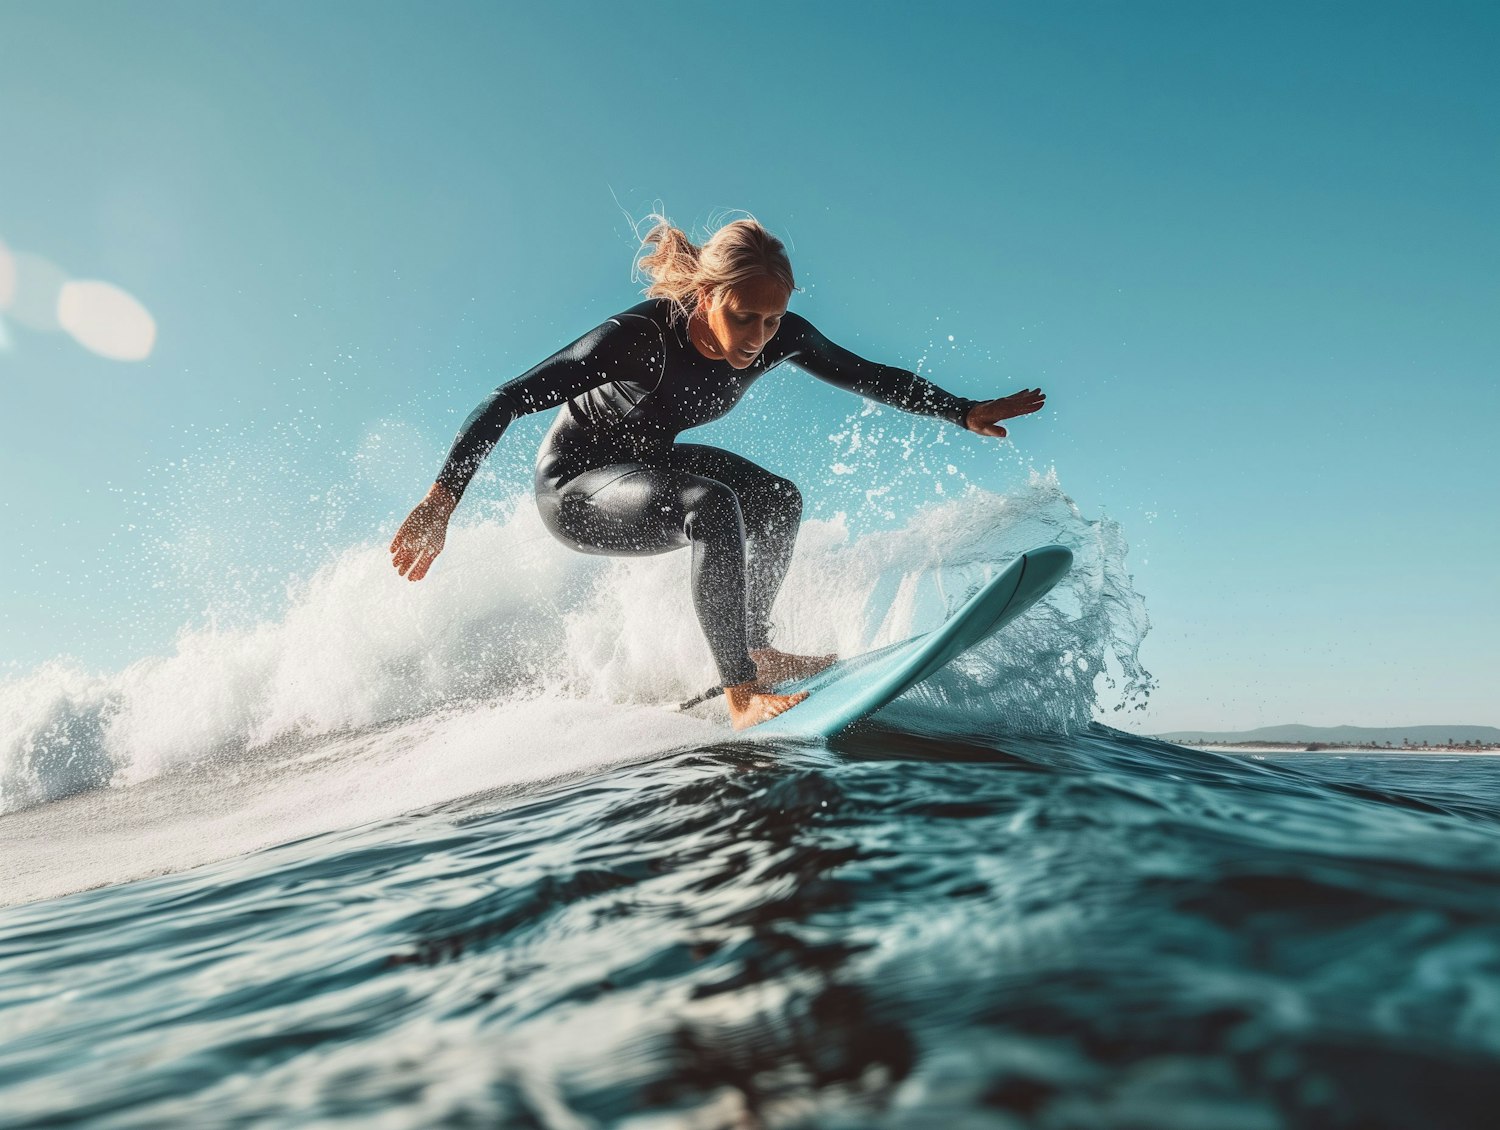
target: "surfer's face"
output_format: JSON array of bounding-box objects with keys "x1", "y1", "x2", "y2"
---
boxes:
[{"x1": 699, "y1": 277, "x2": 790, "y2": 369}]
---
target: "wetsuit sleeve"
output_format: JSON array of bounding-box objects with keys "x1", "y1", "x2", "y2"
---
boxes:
[
  {"x1": 780, "y1": 312, "x2": 979, "y2": 428},
  {"x1": 435, "y1": 315, "x2": 664, "y2": 501}
]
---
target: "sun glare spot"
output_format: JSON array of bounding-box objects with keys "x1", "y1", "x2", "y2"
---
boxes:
[
  {"x1": 8, "y1": 252, "x2": 67, "y2": 333},
  {"x1": 57, "y1": 279, "x2": 157, "y2": 361},
  {"x1": 0, "y1": 239, "x2": 16, "y2": 310}
]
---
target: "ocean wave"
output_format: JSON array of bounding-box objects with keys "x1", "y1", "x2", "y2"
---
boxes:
[{"x1": 1, "y1": 472, "x2": 1151, "y2": 830}]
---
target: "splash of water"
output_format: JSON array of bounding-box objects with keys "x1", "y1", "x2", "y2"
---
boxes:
[{"x1": 1, "y1": 472, "x2": 1150, "y2": 819}]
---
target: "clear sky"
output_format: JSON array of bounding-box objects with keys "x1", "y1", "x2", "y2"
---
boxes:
[{"x1": 1, "y1": 1, "x2": 1496, "y2": 731}]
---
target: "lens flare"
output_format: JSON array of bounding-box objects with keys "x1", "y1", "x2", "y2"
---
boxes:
[
  {"x1": 8, "y1": 252, "x2": 67, "y2": 333},
  {"x1": 57, "y1": 279, "x2": 157, "y2": 361},
  {"x1": 0, "y1": 238, "x2": 16, "y2": 311}
]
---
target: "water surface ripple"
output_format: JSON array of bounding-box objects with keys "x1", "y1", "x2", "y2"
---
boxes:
[{"x1": 5, "y1": 728, "x2": 1500, "y2": 1127}]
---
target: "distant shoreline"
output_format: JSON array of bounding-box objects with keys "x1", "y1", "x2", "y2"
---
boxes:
[
  {"x1": 1155, "y1": 725, "x2": 1500, "y2": 750},
  {"x1": 1181, "y1": 741, "x2": 1500, "y2": 754}
]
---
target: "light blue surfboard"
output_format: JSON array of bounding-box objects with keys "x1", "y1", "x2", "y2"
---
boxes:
[{"x1": 755, "y1": 544, "x2": 1073, "y2": 739}]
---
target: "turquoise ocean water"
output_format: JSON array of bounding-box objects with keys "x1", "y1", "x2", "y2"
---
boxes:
[{"x1": 4, "y1": 482, "x2": 1498, "y2": 1127}]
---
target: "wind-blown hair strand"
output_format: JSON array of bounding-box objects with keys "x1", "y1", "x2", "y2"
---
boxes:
[{"x1": 635, "y1": 212, "x2": 796, "y2": 323}]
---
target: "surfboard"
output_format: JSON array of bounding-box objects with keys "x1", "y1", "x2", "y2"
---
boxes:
[{"x1": 753, "y1": 544, "x2": 1073, "y2": 739}]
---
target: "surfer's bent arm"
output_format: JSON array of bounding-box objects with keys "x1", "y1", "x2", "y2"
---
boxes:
[
  {"x1": 433, "y1": 316, "x2": 663, "y2": 503},
  {"x1": 780, "y1": 313, "x2": 979, "y2": 428}
]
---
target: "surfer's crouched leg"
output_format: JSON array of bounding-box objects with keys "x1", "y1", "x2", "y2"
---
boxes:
[
  {"x1": 536, "y1": 461, "x2": 759, "y2": 687},
  {"x1": 668, "y1": 444, "x2": 802, "y2": 650}
]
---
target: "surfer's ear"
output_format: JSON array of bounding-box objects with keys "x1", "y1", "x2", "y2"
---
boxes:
[{"x1": 698, "y1": 286, "x2": 731, "y2": 316}]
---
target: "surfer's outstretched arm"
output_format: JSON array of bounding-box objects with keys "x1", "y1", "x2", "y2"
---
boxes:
[
  {"x1": 390, "y1": 315, "x2": 662, "y2": 580},
  {"x1": 779, "y1": 313, "x2": 1045, "y2": 437},
  {"x1": 434, "y1": 315, "x2": 664, "y2": 504}
]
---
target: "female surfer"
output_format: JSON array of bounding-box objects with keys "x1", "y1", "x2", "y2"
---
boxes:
[{"x1": 389, "y1": 216, "x2": 1046, "y2": 728}]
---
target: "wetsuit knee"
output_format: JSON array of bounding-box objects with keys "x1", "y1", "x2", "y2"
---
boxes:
[
  {"x1": 740, "y1": 474, "x2": 800, "y2": 542},
  {"x1": 682, "y1": 480, "x2": 745, "y2": 545},
  {"x1": 770, "y1": 476, "x2": 802, "y2": 522}
]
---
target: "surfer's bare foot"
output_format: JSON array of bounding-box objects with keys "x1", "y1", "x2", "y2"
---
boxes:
[
  {"x1": 724, "y1": 682, "x2": 809, "y2": 730},
  {"x1": 749, "y1": 647, "x2": 837, "y2": 686}
]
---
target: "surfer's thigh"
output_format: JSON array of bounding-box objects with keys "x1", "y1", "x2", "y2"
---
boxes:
[
  {"x1": 538, "y1": 463, "x2": 741, "y2": 556},
  {"x1": 670, "y1": 445, "x2": 801, "y2": 527}
]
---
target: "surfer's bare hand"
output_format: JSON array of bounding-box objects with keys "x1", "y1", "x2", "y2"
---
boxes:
[
  {"x1": 965, "y1": 388, "x2": 1047, "y2": 438},
  {"x1": 390, "y1": 484, "x2": 456, "y2": 581}
]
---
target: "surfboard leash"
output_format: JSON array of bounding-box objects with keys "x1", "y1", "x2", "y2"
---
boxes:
[{"x1": 675, "y1": 685, "x2": 724, "y2": 711}]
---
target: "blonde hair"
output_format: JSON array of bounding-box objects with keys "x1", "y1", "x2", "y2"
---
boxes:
[{"x1": 635, "y1": 212, "x2": 796, "y2": 324}]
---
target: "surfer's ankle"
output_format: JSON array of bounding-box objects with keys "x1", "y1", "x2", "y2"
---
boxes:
[
  {"x1": 722, "y1": 681, "x2": 766, "y2": 709},
  {"x1": 748, "y1": 648, "x2": 837, "y2": 685}
]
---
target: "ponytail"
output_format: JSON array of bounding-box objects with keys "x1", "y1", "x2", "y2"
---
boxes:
[{"x1": 635, "y1": 211, "x2": 796, "y2": 324}]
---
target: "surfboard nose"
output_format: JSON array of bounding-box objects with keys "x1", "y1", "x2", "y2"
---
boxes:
[
  {"x1": 756, "y1": 543, "x2": 1075, "y2": 738},
  {"x1": 1024, "y1": 544, "x2": 1074, "y2": 573}
]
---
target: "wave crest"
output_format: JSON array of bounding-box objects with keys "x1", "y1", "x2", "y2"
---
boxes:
[{"x1": 1, "y1": 473, "x2": 1150, "y2": 815}]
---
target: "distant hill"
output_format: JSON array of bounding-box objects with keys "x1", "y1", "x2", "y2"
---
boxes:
[{"x1": 1156, "y1": 724, "x2": 1500, "y2": 746}]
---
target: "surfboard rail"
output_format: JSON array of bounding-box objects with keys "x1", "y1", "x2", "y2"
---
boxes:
[{"x1": 753, "y1": 544, "x2": 1073, "y2": 739}]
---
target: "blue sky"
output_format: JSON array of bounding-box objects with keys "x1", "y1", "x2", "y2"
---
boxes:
[{"x1": 1, "y1": 1, "x2": 1496, "y2": 730}]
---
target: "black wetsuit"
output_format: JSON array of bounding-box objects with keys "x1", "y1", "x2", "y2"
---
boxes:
[{"x1": 437, "y1": 299, "x2": 978, "y2": 686}]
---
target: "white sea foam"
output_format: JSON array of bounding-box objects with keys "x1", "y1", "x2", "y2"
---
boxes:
[
  {"x1": 0, "y1": 698, "x2": 716, "y2": 906},
  {"x1": 0, "y1": 471, "x2": 1151, "y2": 903},
  {"x1": 2, "y1": 472, "x2": 1150, "y2": 814}
]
